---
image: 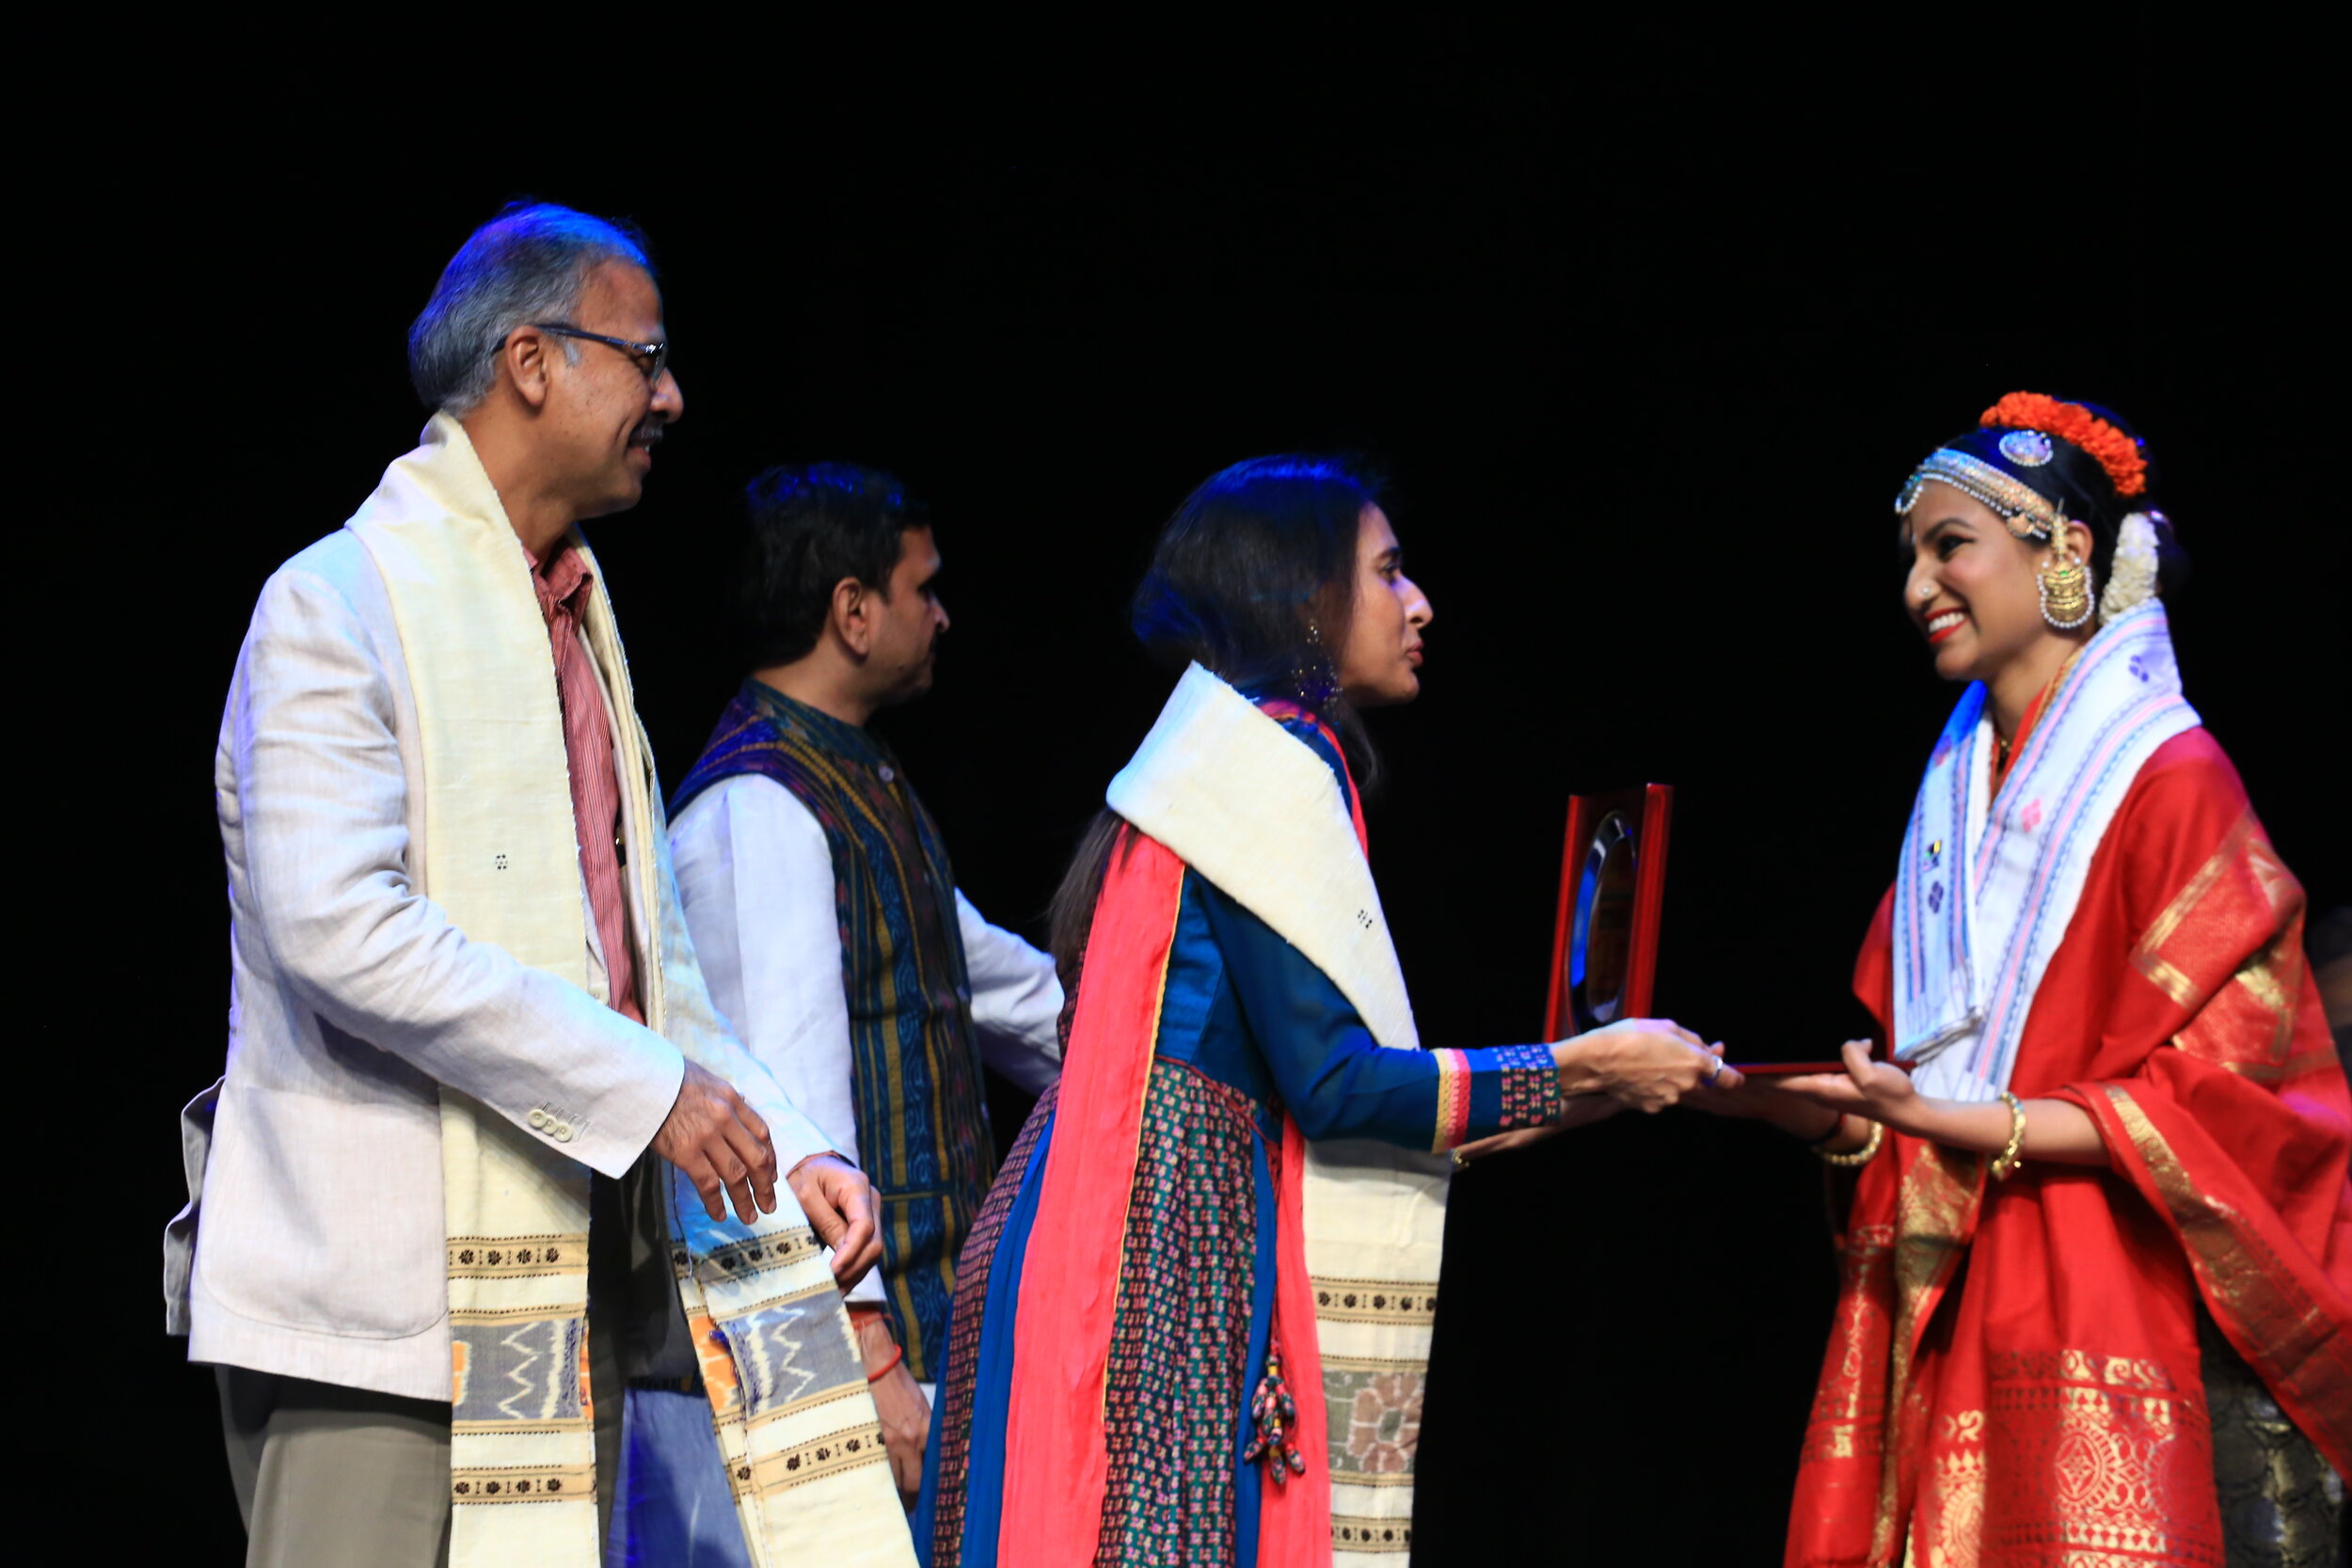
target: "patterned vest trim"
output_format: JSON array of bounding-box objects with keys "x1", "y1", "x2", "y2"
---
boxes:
[{"x1": 675, "y1": 680, "x2": 993, "y2": 1381}]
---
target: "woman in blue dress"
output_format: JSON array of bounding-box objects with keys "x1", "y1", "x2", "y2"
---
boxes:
[{"x1": 916, "y1": 456, "x2": 1731, "y2": 1568}]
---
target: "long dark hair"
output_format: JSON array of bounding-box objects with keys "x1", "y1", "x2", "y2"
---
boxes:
[{"x1": 1048, "y1": 454, "x2": 1386, "y2": 972}]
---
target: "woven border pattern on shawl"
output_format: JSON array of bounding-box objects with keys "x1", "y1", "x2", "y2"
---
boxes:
[
  {"x1": 351, "y1": 415, "x2": 911, "y2": 1567},
  {"x1": 1116, "y1": 665, "x2": 1445, "y2": 1568}
]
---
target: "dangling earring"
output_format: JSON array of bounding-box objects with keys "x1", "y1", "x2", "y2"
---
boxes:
[
  {"x1": 2037, "y1": 524, "x2": 2095, "y2": 630},
  {"x1": 1294, "y1": 616, "x2": 1337, "y2": 707}
]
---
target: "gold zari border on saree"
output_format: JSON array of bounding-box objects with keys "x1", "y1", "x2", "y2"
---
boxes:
[
  {"x1": 2100, "y1": 1085, "x2": 2351, "y2": 1436},
  {"x1": 1877, "y1": 1143, "x2": 1983, "y2": 1564}
]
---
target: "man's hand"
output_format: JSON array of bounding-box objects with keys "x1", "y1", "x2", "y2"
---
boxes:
[
  {"x1": 650, "y1": 1061, "x2": 778, "y2": 1225},
  {"x1": 851, "y1": 1307, "x2": 929, "y2": 1510},
  {"x1": 787, "y1": 1154, "x2": 882, "y2": 1289}
]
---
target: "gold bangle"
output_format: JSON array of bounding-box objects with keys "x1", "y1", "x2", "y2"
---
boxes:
[
  {"x1": 1991, "y1": 1090, "x2": 2026, "y2": 1181},
  {"x1": 1816, "y1": 1118, "x2": 1883, "y2": 1167}
]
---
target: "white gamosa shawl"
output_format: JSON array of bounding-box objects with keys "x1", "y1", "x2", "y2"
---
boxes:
[
  {"x1": 350, "y1": 416, "x2": 913, "y2": 1567},
  {"x1": 1107, "y1": 664, "x2": 1446, "y2": 1567}
]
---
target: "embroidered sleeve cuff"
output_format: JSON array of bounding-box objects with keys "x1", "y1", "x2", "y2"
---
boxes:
[{"x1": 1442, "y1": 1043, "x2": 1564, "y2": 1149}]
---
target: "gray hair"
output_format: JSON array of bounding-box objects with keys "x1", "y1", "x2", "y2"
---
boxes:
[{"x1": 407, "y1": 201, "x2": 655, "y2": 414}]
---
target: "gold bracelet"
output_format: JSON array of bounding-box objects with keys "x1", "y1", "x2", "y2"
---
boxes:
[
  {"x1": 1816, "y1": 1117, "x2": 1883, "y2": 1167},
  {"x1": 1990, "y1": 1090, "x2": 2026, "y2": 1181}
]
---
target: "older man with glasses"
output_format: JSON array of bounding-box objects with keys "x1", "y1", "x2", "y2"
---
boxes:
[{"x1": 166, "y1": 202, "x2": 917, "y2": 1567}]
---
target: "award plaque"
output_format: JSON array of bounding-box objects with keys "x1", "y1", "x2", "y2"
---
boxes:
[{"x1": 1544, "y1": 784, "x2": 1673, "y2": 1038}]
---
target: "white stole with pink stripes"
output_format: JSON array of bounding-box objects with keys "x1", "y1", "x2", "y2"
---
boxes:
[{"x1": 1892, "y1": 600, "x2": 2199, "y2": 1101}]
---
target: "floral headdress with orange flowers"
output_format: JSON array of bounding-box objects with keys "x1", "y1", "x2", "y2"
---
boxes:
[
  {"x1": 1895, "y1": 390, "x2": 2147, "y2": 540},
  {"x1": 1896, "y1": 391, "x2": 2169, "y2": 625},
  {"x1": 1977, "y1": 391, "x2": 2148, "y2": 499}
]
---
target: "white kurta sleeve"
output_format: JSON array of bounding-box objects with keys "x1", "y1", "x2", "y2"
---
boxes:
[
  {"x1": 669, "y1": 774, "x2": 883, "y2": 1301},
  {"x1": 955, "y1": 889, "x2": 1064, "y2": 1094}
]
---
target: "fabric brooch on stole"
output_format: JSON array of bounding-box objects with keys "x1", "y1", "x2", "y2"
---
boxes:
[
  {"x1": 348, "y1": 415, "x2": 913, "y2": 1568},
  {"x1": 1893, "y1": 600, "x2": 2199, "y2": 1101},
  {"x1": 995, "y1": 663, "x2": 1445, "y2": 1568}
]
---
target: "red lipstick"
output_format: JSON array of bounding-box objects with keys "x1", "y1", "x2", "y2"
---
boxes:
[{"x1": 1923, "y1": 607, "x2": 1968, "y2": 646}]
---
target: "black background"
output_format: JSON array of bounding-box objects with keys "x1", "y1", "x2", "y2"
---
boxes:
[{"x1": 47, "y1": 28, "x2": 2340, "y2": 1565}]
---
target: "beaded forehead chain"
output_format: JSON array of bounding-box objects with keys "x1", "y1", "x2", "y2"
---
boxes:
[
  {"x1": 1897, "y1": 449, "x2": 2062, "y2": 541},
  {"x1": 1895, "y1": 392, "x2": 2149, "y2": 543}
]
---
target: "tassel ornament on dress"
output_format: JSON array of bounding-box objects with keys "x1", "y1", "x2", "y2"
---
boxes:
[{"x1": 1242, "y1": 1341, "x2": 1308, "y2": 1483}]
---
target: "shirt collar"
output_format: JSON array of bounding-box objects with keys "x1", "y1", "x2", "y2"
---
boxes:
[{"x1": 525, "y1": 537, "x2": 594, "y2": 612}]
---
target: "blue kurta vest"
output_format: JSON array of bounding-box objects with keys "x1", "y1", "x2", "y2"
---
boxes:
[{"x1": 675, "y1": 680, "x2": 992, "y2": 1380}]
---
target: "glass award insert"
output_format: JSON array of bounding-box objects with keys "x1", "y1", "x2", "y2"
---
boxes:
[{"x1": 1546, "y1": 784, "x2": 1673, "y2": 1038}]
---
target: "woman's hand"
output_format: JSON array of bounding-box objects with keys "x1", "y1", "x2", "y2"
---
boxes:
[
  {"x1": 1686, "y1": 1072, "x2": 1847, "y2": 1141},
  {"x1": 1553, "y1": 1019, "x2": 1741, "y2": 1113},
  {"x1": 1777, "y1": 1040, "x2": 2110, "y2": 1166},
  {"x1": 1777, "y1": 1039, "x2": 1927, "y2": 1134}
]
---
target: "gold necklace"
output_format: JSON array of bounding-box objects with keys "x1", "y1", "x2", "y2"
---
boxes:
[{"x1": 1994, "y1": 646, "x2": 2085, "y2": 778}]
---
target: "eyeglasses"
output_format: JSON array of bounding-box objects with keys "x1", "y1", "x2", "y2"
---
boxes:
[{"x1": 491, "y1": 322, "x2": 670, "y2": 385}]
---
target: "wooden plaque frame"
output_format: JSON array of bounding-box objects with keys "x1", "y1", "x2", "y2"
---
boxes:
[{"x1": 1544, "y1": 784, "x2": 1674, "y2": 1039}]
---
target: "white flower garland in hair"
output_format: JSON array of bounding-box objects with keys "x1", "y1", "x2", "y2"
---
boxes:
[{"x1": 2098, "y1": 512, "x2": 2162, "y2": 623}]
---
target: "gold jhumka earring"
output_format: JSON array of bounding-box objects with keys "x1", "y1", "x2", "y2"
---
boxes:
[{"x1": 2037, "y1": 525, "x2": 2095, "y2": 630}]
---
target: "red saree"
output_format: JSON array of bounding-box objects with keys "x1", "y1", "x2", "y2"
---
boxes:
[{"x1": 1789, "y1": 729, "x2": 2352, "y2": 1566}]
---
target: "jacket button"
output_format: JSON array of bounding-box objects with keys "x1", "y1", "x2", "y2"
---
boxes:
[
  {"x1": 553, "y1": 1122, "x2": 575, "y2": 1143},
  {"x1": 529, "y1": 1110, "x2": 549, "y2": 1131}
]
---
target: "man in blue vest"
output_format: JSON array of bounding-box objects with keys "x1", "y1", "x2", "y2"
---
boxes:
[{"x1": 621, "y1": 463, "x2": 1061, "y2": 1546}]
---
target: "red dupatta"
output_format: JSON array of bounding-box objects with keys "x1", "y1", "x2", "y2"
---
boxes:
[
  {"x1": 999, "y1": 704, "x2": 1363, "y2": 1565},
  {"x1": 1789, "y1": 729, "x2": 2352, "y2": 1566}
]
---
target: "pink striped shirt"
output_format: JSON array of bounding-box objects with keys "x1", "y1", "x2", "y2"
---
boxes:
[{"x1": 529, "y1": 542, "x2": 642, "y2": 1024}]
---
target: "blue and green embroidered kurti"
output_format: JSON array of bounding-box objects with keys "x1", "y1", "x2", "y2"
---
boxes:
[
  {"x1": 920, "y1": 715, "x2": 1562, "y2": 1568},
  {"x1": 674, "y1": 680, "x2": 992, "y2": 1382}
]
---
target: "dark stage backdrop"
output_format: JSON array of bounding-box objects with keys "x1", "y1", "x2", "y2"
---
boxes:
[{"x1": 52, "y1": 40, "x2": 2339, "y2": 1565}]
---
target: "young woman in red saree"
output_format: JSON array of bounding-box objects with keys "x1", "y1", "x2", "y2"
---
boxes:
[{"x1": 1705, "y1": 393, "x2": 2349, "y2": 1566}]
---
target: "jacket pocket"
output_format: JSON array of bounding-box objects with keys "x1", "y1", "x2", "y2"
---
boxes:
[{"x1": 193, "y1": 1079, "x2": 448, "y2": 1338}]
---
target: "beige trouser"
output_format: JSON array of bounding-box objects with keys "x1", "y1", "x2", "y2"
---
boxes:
[{"x1": 217, "y1": 1322, "x2": 622, "y2": 1567}]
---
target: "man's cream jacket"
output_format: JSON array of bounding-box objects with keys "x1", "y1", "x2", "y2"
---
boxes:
[{"x1": 167, "y1": 420, "x2": 830, "y2": 1402}]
